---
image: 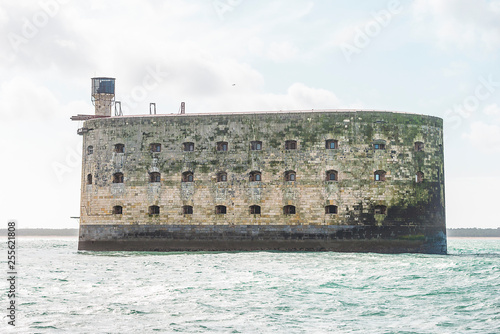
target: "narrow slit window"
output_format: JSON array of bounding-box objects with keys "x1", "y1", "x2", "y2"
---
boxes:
[
  {"x1": 326, "y1": 140, "x2": 338, "y2": 150},
  {"x1": 149, "y1": 205, "x2": 160, "y2": 215},
  {"x1": 283, "y1": 205, "x2": 296, "y2": 215},
  {"x1": 112, "y1": 206, "x2": 123, "y2": 215},
  {"x1": 374, "y1": 170, "x2": 386, "y2": 182},
  {"x1": 217, "y1": 172, "x2": 227, "y2": 182},
  {"x1": 374, "y1": 205, "x2": 387, "y2": 215},
  {"x1": 87, "y1": 174, "x2": 92, "y2": 185},
  {"x1": 415, "y1": 142, "x2": 424, "y2": 152},
  {"x1": 284, "y1": 170, "x2": 296, "y2": 181},
  {"x1": 182, "y1": 171, "x2": 194, "y2": 182},
  {"x1": 216, "y1": 205, "x2": 227, "y2": 214},
  {"x1": 113, "y1": 172, "x2": 124, "y2": 183},
  {"x1": 149, "y1": 172, "x2": 161, "y2": 183},
  {"x1": 249, "y1": 171, "x2": 262, "y2": 182},
  {"x1": 183, "y1": 205, "x2": 193, "y2": 215},
  {"x1": 325, "y1": 205, "x2": 338, "y2": 214},
  {"x1": 150, "y1": 143, "x2": 161, "y2": 152},
  {"x1": 251, "y1": 141, "x2": 262, "y2": 151},
  {"x1": 87, "y1": 146, "x2": 93, "y2": 155},
  {"x1": 285, "y1": 140, "x2": 297, "y2": 150},
  {"x1": 217, "y1": 141, "x2": 228, "y2": 152},
  {"x1": 250, "y1": 205, "x2": 261, "y2": 215},
  {"x1": 114, "y1": 144, "x2": 124, "y2": 153},
  {"x1": 326, "y1": 170, "x2": 338, "y2": 181},
  {"x1": 183, "y1": 142, "x2": 194, "y2": 151},
  {"x1": 416, "y1": 171, "x2": 424, "y2": 183}
]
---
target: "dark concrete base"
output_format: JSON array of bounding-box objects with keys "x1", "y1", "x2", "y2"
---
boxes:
[{"x1": 79, "y1": 224, "x2": 447, "y2": 254}]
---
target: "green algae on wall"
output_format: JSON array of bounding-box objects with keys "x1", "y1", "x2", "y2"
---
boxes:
[{"x1": 80, "y1": 110, "x2": 445, "y2": 235}]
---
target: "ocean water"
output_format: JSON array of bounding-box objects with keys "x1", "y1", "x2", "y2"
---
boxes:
[{"x1": 1, "y1": 238, "x2": 499, "y2": 334}]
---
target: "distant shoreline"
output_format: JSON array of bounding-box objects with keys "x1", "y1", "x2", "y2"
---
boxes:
[
  {"x1": 448, "y1": 237, "x2": 500, "y2": 240},
  {"x1": 446, "y1": 228, "x2": 500, "y2": 238},
  {"x1": 0, "y1": 228, "x2": 499, "y2": 237},
  {"x1": 0, "y1": 228, "x2": 79, "y2": 236}
]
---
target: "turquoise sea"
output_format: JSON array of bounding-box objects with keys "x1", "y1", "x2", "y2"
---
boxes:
[{"x1": 1, "y1": 237, "x2": 499, "y2": 333}]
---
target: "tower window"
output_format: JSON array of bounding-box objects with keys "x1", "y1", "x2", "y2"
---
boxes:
[
  {"x1": 87, "y1": 146, "x2": 93, "y2": 155},
  {"x1": 374, "y1": 143, "x2": 385, "y2": 150},
  {"x1": 112, "y1": 206, "x2": 123, "y2": 215},
  {"x1": 149, "y1": 205, "x2": 160, "y2": 215},
  {"x1": 182, "y1": 171, "x2": 194, "y2": 182},
  {"x1": 215, "y1": 205, "x2": 227, "y2": 214},
  {"x1": 283, "y1": 205, "x2": 296, "y2": 215},
  {"x1": 415, "y1": 142, "x2": 424, "y2": 152},
  {"x1": 150, "y1": 143, "x2": 161, "y2": 152},
  {"x1": 217, "y1": 172, "x2": 227, "y2": 182},
  {"x1": 114, "y1": 144, "x2": 124, "y2": 153},
  {"x1": 149, "y1": 172, "x2": 161, "y2": 183},
  {"x1": 326, "y1": 140, "x2": 338, "y2": 149},
  {"x1": 374, "y1": 205, "x2": 387, "y2": 215},
  {"x1": 326, "y1": 170, "x2": 338, "y2": 181},
  {"x1": 285, "y1": 140, "x2": 297, "y2": 150},
  {"x1": 112, "y1": 172, "x2": 124, "y2": 183},
  {"x1": 250, "y1": 205, "x2": 261, "y2": 215},
  {"x1": 87, "y1": 174, "x2": 92, "y2": 185},
  {"x1": 251, "y1": 141, "x2": 262, "y2": 150},
  {"x1": 284, "y1": 170, "x2": 296, "y2": 181},
  {"x1": 183, "y1": 205, "x2": 193, "y2": 215},
  {"x1": 374, "y1": 170, "x2": 386, "y2": 182},
  {"x1": 325, "y1": 205, "x2": 338, "y2": 214},
  {"x1": 249, "y1": 171, "x2": 262, "y2": 182},
  {"x1": 416, "y1": 171, "x2": 424, "y2": 183},
  {"x1": 183, "y1": 142, "x2": 194, "y2": 151},
  {"x1": 217, "y1": 141, "x2": 228, "y2": 152}
]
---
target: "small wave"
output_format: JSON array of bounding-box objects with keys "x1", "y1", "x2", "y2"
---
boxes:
[
  {"x1": 11, "y1": 237, "x2": 500, "y2": 334},
  {"x1": 447, "y1": 253, "x2": 500, "y2": 258},
  {"x1": 31, "y1": 325, "x2": 58, "y2": 329}
]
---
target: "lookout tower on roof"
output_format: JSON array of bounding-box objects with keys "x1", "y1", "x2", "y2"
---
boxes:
[{"x1": 91, "y1": 77, "x2": 115, "y2": 116}]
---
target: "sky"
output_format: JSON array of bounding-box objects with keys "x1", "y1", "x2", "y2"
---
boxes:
[{"x1": 0, "y1": 0, "x2": 499, "y2": 229}]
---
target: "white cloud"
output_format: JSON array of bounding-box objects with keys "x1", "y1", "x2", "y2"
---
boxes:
[
  {"x1": 411, "y1": 0, "x2": 500, "y2": 51},
  {"x1": 442, "y1": 61, "x2": 470, "y2": 77},
  {"x1": 0, "y1": 77, "x2": 60, "y2": 121},
  {"x1": 267, "y1": 41, "x2": 299, "y2": 62},
  {"x1": 177, "y1": 82, "x2": 343, "y2": 113},
  {"x1": 446, "y1": 177, "x2": 500, "y2": 228},
  {"x1": 252, "y1": 82, "x2": 342, "y2": 111},
  {"x1": 247, "y1": 37, "x2": 264, "y2": 57},
  {"x1": 331, "y1": 20, "x2": 366, "y2": 46},
  {"x1": 252, "y1": 0, "x2": 314, "y2": 23},
  {"x1": 285, "y1": 83, "x2": 341, "y2": 109},
  {"x1": 483, "y1": 103, "x2": 500, "y2": 116},
  {"x1": 0, "y1": 0, "x2": 346, "y2": 117},
  {"x1": 246, "y1": 38, "x2": 301, "y2": 62},
  {"x1": 462, "y1": 121, "x2": 500, "y2": 153},
  {"x1": 0, "y1": 6, "x2": 8, "y2": 26}
]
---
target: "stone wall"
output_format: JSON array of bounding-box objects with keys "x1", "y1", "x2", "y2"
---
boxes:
[
  {"x1": 78, "y1": 224, "x2": 446, "y2": 253},
  {"x1": 80, "y1": 110, "x2": 445, "y2": 232}
]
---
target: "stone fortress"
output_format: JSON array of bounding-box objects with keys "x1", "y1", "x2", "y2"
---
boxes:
[{"x1": 73, "y1": 78, "x2": 446, "y2": 254}]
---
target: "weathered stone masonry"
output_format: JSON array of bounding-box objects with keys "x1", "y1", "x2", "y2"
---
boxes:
[{"x1": 78, "y1": 110, "x2": 446, "y2": 253}]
